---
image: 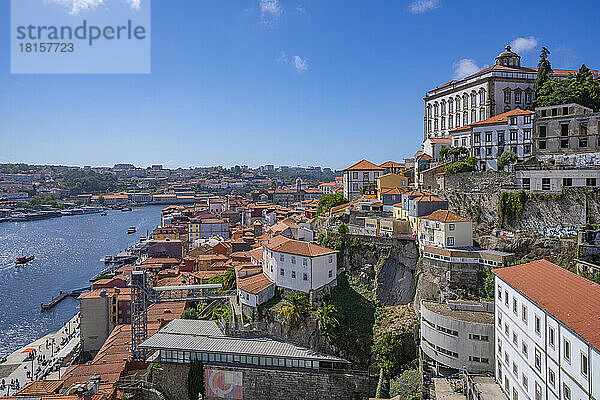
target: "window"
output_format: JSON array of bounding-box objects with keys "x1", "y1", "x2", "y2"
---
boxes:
[
  {"x1": 535, "y1": 348, "x2": 541, "y2": 371},
  {"x1": 498, "y1": 338, "x2": 503, "y2": 354},
  {"x1": 498, "y1": 312, "x2": 502, "y2": 326},
  {"x1": 564, "y1": 339, "x2": 571, "y2": 362},
  {"x1": 510, "y1": 130, "x2": 518, "y2": 141},
  {"x1": 535, "y1": 382, "x2": 542, "y2": 400},
  {"x1": 549, "y1": 326, "x2": 555, "y2": 348},
  {"x1": 353, "y1": 172, "x2": 358, "y2": 179},
  {"x1": 542, "y1": 178, "x2": 550, "y2": 191},
  {"x1": 513, "y1": 298, "x2": 517, "y2": 314},
  {"x1": 539, "y1": 126, "x2": 547, "y2": 137},
  {"x1": 474, "y1": 133, "x2": 481, "y2": 143},
  {"x1": 522, "y1": 373, "x2": 528, "y2": 390},
  {"x1": 561, "y1": 139, "x2": 569, "y2": 149},
  {"x1": 505, "y1": 292, "x2": 509, "y2": 306},
  {"x1": 280, "y1": 254, "x2": 284, "y2": 261},
  {"x1": 505, "y1": 322, "x2": 509, "y2": 335},
  {"x1": 580, "y1": 122, "x2": 588, "y2": 135},
  {"x1": 510, "y1": 117, "x2": 517, "y2": 125},
  {"x1": 561, "y1": 124, "x2": 569, "y2": 136},
  {"x1": 463, "y1": 95, "x2": 468, "y2": 108},
  {"x1": 548, "y1": 369, "x2": 555, "y2": 387},
  {"x1": 474, "y1": 147, "x2": 480, "y2": 156},
  {"x1": 581, "y1": 352, "x2": 589, "y2": 377},
  {"x1": 512, "y1": 362, "x2": 518, "y2": 376},
  {"x1": 505, "y1": 351, "x2": 509, "y2": 363},
  {"x1": 456, "y1": 114, "x2": 460, "y2": 127},
  {"x1": 449, "y1": 223, "x2": 455, "y2": 231},
  {"x1": 480, "y1": 90, "x2": 485, "y2": 103},
  {"x1": 587, "y1": 178, "x2": 596, "y2": 187},
  {"x1": 563, "y1": 178, "x2": 572, "y2": 187},
  {"x1": 471, "y1": 93, "x2": 477, "y2": 107},
  {"x1": 291, "y1": 256, "x2": 296, "y2": 264},
  {"x1": 504, "y1": 89, "x2": 511, "y2": 103},
  {"x1": 563, "y1": 384, "x2": 571, "y2": 400},
  {"x1": 579, "y1": 137, "x2": 588, "y2": 148},
  {"x1": 441, "y1": 101, "x2": 446, "y2": 114},
  {"x1": 498, "y1": 132, "x2": 505, "y2": 144},
  {"x1": 524, "y1": 115, "x2": 531, "y2": 124},
  {"x1": 363, "y1": 172, "x2": 369, "y2": 180},
  {"x1": 522, "y1": 341, "x2": 528, "y2": 357},
  {"x1": 449, "y1": 101, "x2": 453, "y2": 113},
  {"x1": 280, "y1": 268, "x2": 284, "y2": 276},
  {"x1": 498, "y1": 286, "x2": 502, "y2": 301},
  {"x1": 480, "y1": 108, "x2": 485, "y2": 121},
  {"x1": 552, "y1": 108, "x2": 558, "y2": 116},
  {"x1": 328, "y1": 255, "x2": 333, "y2": 263},
  {"x1": 447, "y1": 237, "x2": 454, "y2": 246},
  {"x1": 505, "y1": 376, "x2": 510, "y2": 393},
  {"x1": 522, "y1": 305, "x2": 527, "y2": 323},
  {"x1": 472, "y1": 110, "x2": 477, "y2": 123},
  {"x1": 303, "y1": 258, "x2": 307, "y2": 266},
  {"x1": 534, "y1": 315, "x2": 541, "y2": 334},
  {"x1": 448, "y1": 117, "x2": 453, "y2": 129},
  {"x1": 513, "y1": 332, "x2": 518, "y2": 345},
  {"x1": 524, "y1": 129, "x2": 531, "y2": 140},
  {"x1": 524, "y1": 144, "x2": 531, "y2": 154},
  {"x1": 525, "y1": 91, "x2": 532, "y2": 104},
  {"x1": 328, "y1": 270, "x2": 333, "y2": 278},
  {"x1": 514, "y1": 90, "x2": 521, "y2": 104},
  {"x1": 463, "y1": 112, "x2": 468, "y2": 125},
  {"x1": 522, "y1": 177, "x2": 530, "y2": 190},
  {"x1": 303, "y1": 273, "x2": 308, "y2": 281},
  {"x1": 291, "y1": 270, "x2": 296, "y2": 279}
]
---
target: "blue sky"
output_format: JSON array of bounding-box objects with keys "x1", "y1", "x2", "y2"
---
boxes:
[{"x1": 1, "y1": 0, "x2": 599, "y2": 170}]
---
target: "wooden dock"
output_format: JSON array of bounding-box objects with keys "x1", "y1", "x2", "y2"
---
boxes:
[{"x1": 41, "y1": 287, "x2": 90, "y2": 311}]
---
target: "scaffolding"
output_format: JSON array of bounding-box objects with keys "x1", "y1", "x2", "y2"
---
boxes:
[{"x1": 128, "y1": 270, "x2": 235, "y2": 359}]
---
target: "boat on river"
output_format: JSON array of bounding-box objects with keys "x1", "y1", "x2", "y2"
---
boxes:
[
  {"x1": 15, "y1": 255, "x2": 34, "y2": 265},
  {"x1": 127, "y1": 226, "x2": 136, "y2": 234}
]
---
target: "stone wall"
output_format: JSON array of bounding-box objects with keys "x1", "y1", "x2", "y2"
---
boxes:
[
  {"x1": 151, "y1": 363, "x2": 189, "y2": 400},
  {"x1": 437, "y1": 170, "x2": 515, "y2": 193},
  {"x1": 203, "y1": 363, "x2": 376, "y2": 400}
]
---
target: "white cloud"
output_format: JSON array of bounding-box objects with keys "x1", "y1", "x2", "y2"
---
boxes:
[
  {"x1": 259, "y1": 0, "x2": 282, "y2": 23},
  {"x1": 453, "y1": 59, "x2": 481, "y2": 79},
  {"x1": 408, "y1": 0, "x2": 441, "y2": 14},
  {"x1": 510, "y1": 36, "x2": 538, "y2": 53},
  {"x1": 296, "y1": 5, "x2": 307, "y2": 15},
  {"x1": 278, "y1": 51, "x2": 309, "y2": 73},
  {"x1": 49, "y1": 0, "x2": 141, "y2": 14}
]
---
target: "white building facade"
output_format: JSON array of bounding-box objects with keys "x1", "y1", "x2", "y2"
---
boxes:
[
  {"x1": 450, "y1": 109, "x2": 534, "y2": 170},
  {"x1": 343, "y1": 160, "x2": 384, "y2": 201},
  {"x1": 494, "y1": 260, "x2": 600, "y2": 400},
  {"x1": 262, "y1": 236, "x2": 337, "y2": 294}
]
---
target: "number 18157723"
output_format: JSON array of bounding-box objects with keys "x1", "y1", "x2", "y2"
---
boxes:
[{"x1": 19, "y1": 43, "x2": 74, "y2": 53}]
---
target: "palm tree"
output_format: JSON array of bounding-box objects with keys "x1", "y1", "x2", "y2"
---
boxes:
[
  {"x1": 316, "y1": 302, "x2": 341, "y2": 343},
  {"x1": 277, "y1": 292, "x2": 311, "y2": 326}
]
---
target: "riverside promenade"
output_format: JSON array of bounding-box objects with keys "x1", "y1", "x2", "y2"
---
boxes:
[{"x1": 0, "y1": 314, "x2": 80, "y2": 397}]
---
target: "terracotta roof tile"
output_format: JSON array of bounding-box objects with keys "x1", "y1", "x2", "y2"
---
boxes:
[
  {"x1": 237, "y1": 272, "x2": 274, "y2": 295},
  {"x1": 263, "y1": 235, "x2": 337, "y2": 257},
  {"x1": 343, "y1": 159, "x2": 385, "y2": 171},
  {"x1": 494, "y1": 260, "x2": 600, "y2": 350},
  {"x1": 421, "y1": 209, "x2": 470, "y2": 223}
]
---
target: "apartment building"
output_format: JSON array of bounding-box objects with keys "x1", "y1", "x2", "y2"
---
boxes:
[
  {"x1": 419, "y1": 210, "x2": 473, "y2": 248},
  {"x1": 343, "y1": 160, "x2": 384, "y2": 201},
  {"x1": 450, "y1": 109, "x2": 534, "y2": 171},
  {"x1": 494, "y1": 260, "x2": 600, "y2": 400},
  {"x1": 534, "y1": 103, "x2": 600, "y2": 162},
  {"x1": 516, "y1": 167, "x2": 600, "y2": 191},
  {"x1": 188, "y1": 217, "x2": 230, "y2": 241},
  {"x1": 262, "y1": 236, "x2": 337, "y2": 296}
]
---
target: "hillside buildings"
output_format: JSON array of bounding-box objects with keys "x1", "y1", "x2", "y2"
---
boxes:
[
  {"x1": 494, "y1": 260, "x2": 600, "y2": 400},
  {"x1": 343, "y1": 160, "x2": 384, "y2": 201},
  {"x1": 424, "y1": 46, "x2": 597, "y2": 140}
]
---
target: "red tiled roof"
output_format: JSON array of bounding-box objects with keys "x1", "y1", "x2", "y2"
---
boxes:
[
  {"x1": 344, "y1": 159, "x2": 385, "y2": 171},
  {"x1": 263, "y1": 235, "x2": 337, "y2": 257},
  {"x1": 494, "y1": 260, "x2": 600, "y2": 350},
  {"x1": 249, "y1": 247, "x2": 263, "y2": 262},
  {"x1": 379, "y1": 161, "x2": 405, "y2": 168},
  {"x1": 451, "y1": 109, "x2": 534, "y2": 132},
  {"x1": 427, "y1": 138, "x2": 452, "y2": 144},
  {"x1": 382, "y1": 187, "x2": 407, "y2": 195},
  {"x1": 237, "y1": 272, "x2": 274, "y2": 295},
  {"x1": 421, "y1": 209, "x2": 470, "y2": 223},
  {"x1": 410, "y1": 195, "x2": 446, "y2": 202}
]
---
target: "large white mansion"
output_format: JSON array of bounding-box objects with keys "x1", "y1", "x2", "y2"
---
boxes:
[{"x1": 423, "y1": 46, "x2": 589, "y2": 140}]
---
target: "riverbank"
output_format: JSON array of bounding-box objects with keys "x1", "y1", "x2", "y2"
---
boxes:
[{"x1": 0, "y1": 313, "x2": 79, "y2": 397}]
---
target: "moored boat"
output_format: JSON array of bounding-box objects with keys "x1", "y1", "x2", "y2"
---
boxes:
[
  {"x1": 127, "y1": 226, "x2": 136, "y2": 234},
  {"x1": 15, "y1": 255, "x2": 34, "y2": 265}
]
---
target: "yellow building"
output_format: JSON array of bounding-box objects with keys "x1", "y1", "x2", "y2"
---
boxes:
[
  {"x1": 152, "y1": 226, "x2": 180, "y2": 241},
  {"x1": 376, "y1": 173, "x2": 410, "y2": 199}
]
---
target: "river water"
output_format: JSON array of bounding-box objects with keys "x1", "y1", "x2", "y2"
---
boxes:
[{"x1": 0, "y1": 205, "x2": 163, "y2": 357}]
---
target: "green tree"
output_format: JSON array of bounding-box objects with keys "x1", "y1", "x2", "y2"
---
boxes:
[
  {"x1": 208, "y1": 267, "x2": 236, "y2": 290},
  {"x1": 483, "y1": 267, "x2": 495, "y2": 300},
  {"x1": 497, "y1": 150, "x2": 518, "y2": 171},
  {"x1": 337, "y1": 223, "x2": 349, "y2": 234},
  {"x1": 316, "y1": 193, "x2": 348, "y2": 216},
  {"x1": 316, "y1": 301, "x2": 341, "y2": 343},
  {"x1": 372, "y1": 333, "x2": 405, "y2": 381},
  {"x1": 277, "y1": 292, "x2": 311, "y2": 326},
  {"x1": 444, "y1": 156, "x2": 478, "y2": 174},
  {"x1": 187, "y1": 360, "x2": 204, "y2": 400},
  {"x1": 535, "y1": 47, "x2": 553, "y2": 97},
  {"x1": 181, "y1": 307, "x2": 199, "y2": 320}
]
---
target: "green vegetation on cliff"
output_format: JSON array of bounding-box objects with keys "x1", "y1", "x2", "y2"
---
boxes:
[{"x1": 497, "y1": 191, "x2": 529, "y2": 226}]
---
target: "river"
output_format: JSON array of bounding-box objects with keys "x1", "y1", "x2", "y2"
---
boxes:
[{"x1": 0, "y1": 205, "x2": 163, "y2": 357}]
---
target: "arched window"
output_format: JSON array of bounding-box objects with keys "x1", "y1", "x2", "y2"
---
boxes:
[
  {"x1": 427, "y1": 105, "x2": 432, "y2": 117},
  {"x1": 471, "y1": 92, "x2": 477, "y2": 108},
  {"x1": 434, "y1": 119, "x2": 439, "y2": 131},
  {"x1": 471, "y1": 110, "x2": 477, "y2": 123},
  {"x1": 456, "y1": 114, "x2": 461, "y2": 127},
  {"x1": 463, "y1": 94, "x2": 469, "y2": 109},
  {"x1": 441, "y1": 101, "x2": 446, "y2": 115},
  {"x1": 448, "y1": 99, "x2": 453, "y2": 113},
  {"x1": 434, "y1": 103, "x2": 439, "y2": 117},
  {"x1": 427, "y1": 120, "x2": 432, "y2": 132},
  {"x1": 456, "y1": 97, "x2": 461, "y2": 111},
  {"x1": 504, "y1": 105, "x2": 511, "y2": 112},
  {"x1": 480, "y1": 108, "x2": 485, "y2": 121},
  {"x1": 504, "y1": 88, "x2": 511, "y2": 104},
  {"x1": 479, "y1": 89, "x2": 486, "y2": 104},
  {"x1": 463, "y1": 112, "x2": 468, "y2": 126},
  {"x1": 448, "y1": 117, "x2": 453, "y2": 129},
  {"x1": 514, "y1": 89, "x2": 522, "y2": 104},
  {"x1": 441, "y1": 117, "x2": 446, "y2": 129}
]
